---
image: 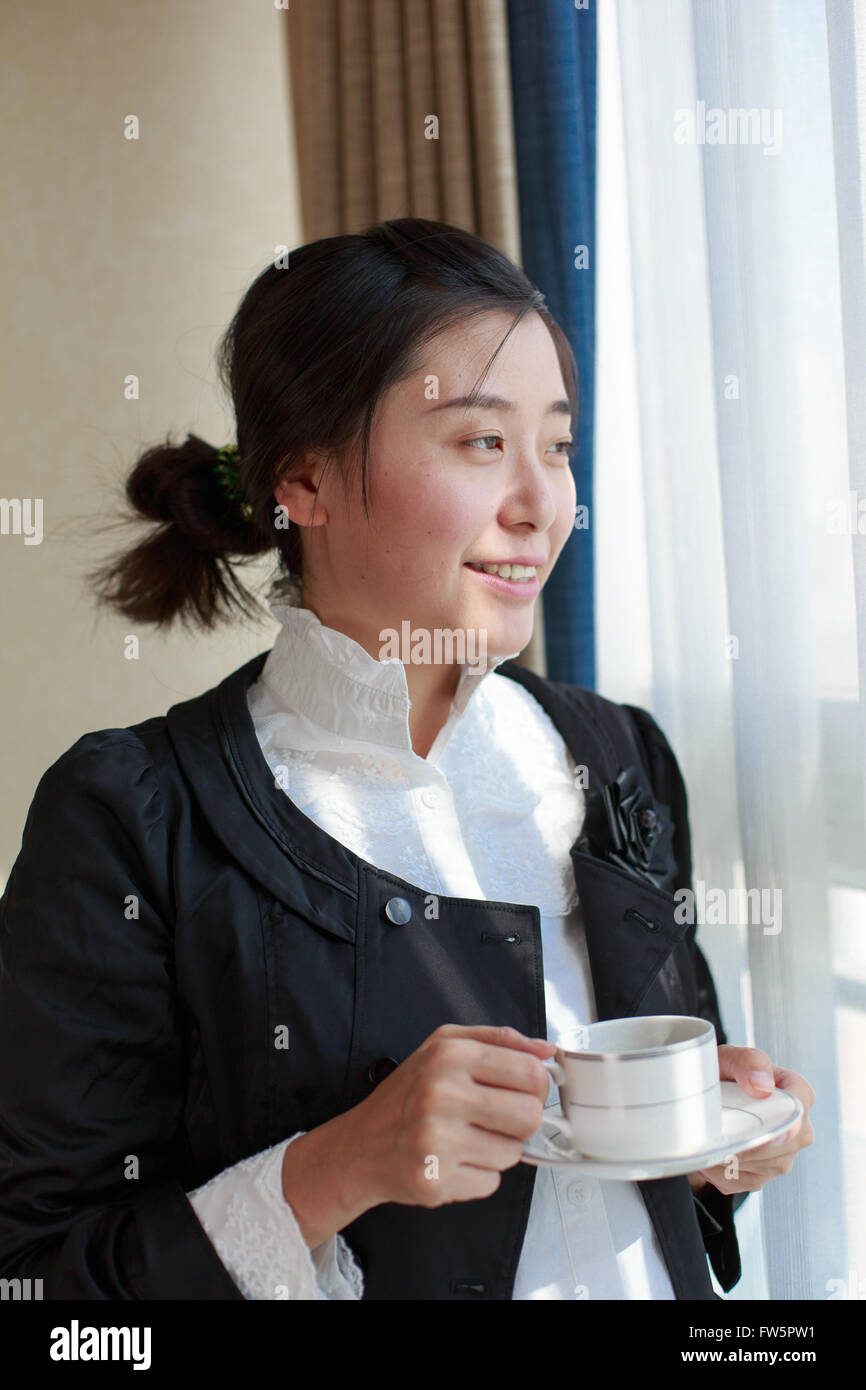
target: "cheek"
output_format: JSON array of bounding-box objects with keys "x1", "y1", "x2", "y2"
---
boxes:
[
  {"x1": 552, "y1": 471, "x2": 578, "y2": 547},
  {"x1": 372, "y1": 467, "x2": 478, "y2": 554}
]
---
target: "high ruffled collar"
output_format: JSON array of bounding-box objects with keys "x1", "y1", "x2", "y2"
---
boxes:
[{"x1": 253, "y1": 600, "x2": 521, "y2": 752}]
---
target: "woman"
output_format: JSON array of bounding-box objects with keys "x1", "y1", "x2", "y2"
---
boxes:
[{"x1": 0, "y1": 219, "x2": 814, "y2": 1301}]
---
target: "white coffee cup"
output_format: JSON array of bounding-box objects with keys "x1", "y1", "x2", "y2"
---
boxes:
[{"x1": 541, "y1": 1016, "x2": 724, "y2": 1161}]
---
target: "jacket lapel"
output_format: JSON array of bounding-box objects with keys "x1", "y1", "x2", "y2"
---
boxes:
[
  {"x1": 165, "y1": 650, "x2": 359, "y2": 942},
  {"x1": 495, "y1": 661, "x2": 691, "y2": 1022},
  {"x1": 569, "y1": 847, "x2": 690, "y2": 1020}
]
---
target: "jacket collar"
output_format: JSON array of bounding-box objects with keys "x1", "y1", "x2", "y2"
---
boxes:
[{"x1": 165, "y1": 650, "x2": 689, "y2": 1020}]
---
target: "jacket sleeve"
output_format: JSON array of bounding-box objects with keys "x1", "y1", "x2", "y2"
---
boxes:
[
  {"x1": 0, "y1": 729, "x2": 248, "y2": 1299},
  {"x1": 623, "y1": 703, "x2": 749, "y2": 1294}
]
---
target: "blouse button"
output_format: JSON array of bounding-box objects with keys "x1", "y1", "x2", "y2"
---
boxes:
[
  {"x1": 566, "y1": 1180, "x2": 590, "y2": 1208},
  {"x1": 367, "y1": 1056, "x2": 399, "y2": 1086},
  {"x1": 420, "y1": 787, "x2": 441, "y2": 808},
  {"x1": 384, "y1": 896, "x2": 412, "y2": 925}
]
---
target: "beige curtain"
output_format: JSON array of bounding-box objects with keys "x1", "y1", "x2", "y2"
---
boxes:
[{"x1": 283, "y1": 0, "x2": 546, "y2": 675}]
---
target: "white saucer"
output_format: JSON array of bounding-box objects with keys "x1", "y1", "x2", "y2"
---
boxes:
[{"x1": 521, "y1": 1081, "x2": 804, "y2": 1179}]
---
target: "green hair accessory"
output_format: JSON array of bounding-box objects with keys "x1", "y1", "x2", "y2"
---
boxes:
[{"x1": 213, "y1": 444, "x2": 253, "y2": 520}]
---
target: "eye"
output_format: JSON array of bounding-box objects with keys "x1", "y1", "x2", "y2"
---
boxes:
[
  {"x1": 464, "y1": 434, "x2": 503, "y2": 451},
  {"x1": 463, "y1": 435, "x2": 576, "y2": 457}
]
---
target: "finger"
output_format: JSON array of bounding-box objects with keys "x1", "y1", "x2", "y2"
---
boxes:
[
  {"x1": 436, "y1": 1024, "x2": 556, "y2": 1056},
  {"x1": 737, "y1": 1152, "x2": 797, "y2": 1180},
  {"x1": 738, "y1": 1134, "x2": 798, "y2": 1162},
  {"x1": 462, "y1": 1086, "x2": 547, "y2": 1142},
  {"x1": 717, "y1": 1044, "x2": 777, "y2": 1095},
  {"x1": 746, "y1": 1121, "x2": 803, "y2": 1155},
  {"x1": 694, "y1": 1120, "x2": 812, "y2": 1188},
  {"x1": 738, "y1": 1117, "x2": 815, "y2": 1162},
  {"x1": 470, "y1": 1044, "x2": 553, "y2": 1106},
  {"x1": 692, "y1": 1165, "x2": 765, "y2": 1195},
  {"x1": 434, "y1": 1035, "x2": 554, "y2": 1103},
  {"x1": 771, "y1": 1068, "x2": 817, "y2": 1112},
  {"x1": 750, "y1": 1074, "x2": 814, "y2": 1150}
]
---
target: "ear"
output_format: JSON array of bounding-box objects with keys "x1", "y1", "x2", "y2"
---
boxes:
[{"x1": 273, "y1": 459, "x2": 329, "y2": 528}]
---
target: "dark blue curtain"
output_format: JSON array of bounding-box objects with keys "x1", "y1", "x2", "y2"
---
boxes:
[{"x1": 506, "y1": 0, "x2": 597, "y2": 689}]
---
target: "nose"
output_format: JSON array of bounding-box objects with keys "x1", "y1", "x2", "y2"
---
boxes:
[{"x1": 497, "y1": 450, "x2": 563, "y2": 535}]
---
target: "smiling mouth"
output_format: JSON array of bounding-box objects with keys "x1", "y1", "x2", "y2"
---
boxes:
[{"x1": 464, "y1": 562, "x2": 538, "y2": 582}]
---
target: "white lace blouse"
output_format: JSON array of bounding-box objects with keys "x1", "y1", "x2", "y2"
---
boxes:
[{"x1": 187, "y1": 600, "x2": 676, "y2": 1301}]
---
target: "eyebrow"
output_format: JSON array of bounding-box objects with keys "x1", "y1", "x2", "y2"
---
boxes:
[{"x1": 425, "y1": 393, "x2": 572, "y2": 419}]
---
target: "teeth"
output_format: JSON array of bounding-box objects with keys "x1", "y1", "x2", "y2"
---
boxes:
[{"x1": 467, "y1": 562, "x2": 537, "y2": 581}]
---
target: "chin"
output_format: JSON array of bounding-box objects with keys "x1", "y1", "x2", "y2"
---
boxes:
[
  {"x1": 429, "y1": 597, "x2": 534, "y2": 657},
  {"x1": 484, "y1": 619, "x2": 534, "y2": 659}
]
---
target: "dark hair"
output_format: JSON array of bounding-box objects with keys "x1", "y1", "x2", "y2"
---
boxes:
[{"x1": 89, "y1": 218, "x2": 579, "y2": 631}]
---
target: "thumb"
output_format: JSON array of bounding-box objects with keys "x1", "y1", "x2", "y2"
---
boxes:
[{"x1": 717, "y1": 1044, "x2": 776, "y2": 1097}]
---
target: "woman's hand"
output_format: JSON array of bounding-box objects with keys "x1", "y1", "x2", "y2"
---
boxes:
[
  {"x1": 687, "y1": 1044, "x2": 815, "y2": 1199},
  {"x1": 341, "y1": 1023, "x2": 555, "y2": 1211},
  {"x1": 281, "y1": 1023, "x2": 555, "y2": 1249}
]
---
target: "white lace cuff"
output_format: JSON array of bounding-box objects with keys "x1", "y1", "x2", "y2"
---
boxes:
[{"x1": 187, "y1": 1132, "x2": 365, "y2": 1300}]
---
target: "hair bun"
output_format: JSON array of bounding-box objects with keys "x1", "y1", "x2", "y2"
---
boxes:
[
  {"x1": 122, "y1": 432, "x2": 259, "y2": 557},
  {"x1": 88, "y1": 431, "x2": 269, "y2": 629}
]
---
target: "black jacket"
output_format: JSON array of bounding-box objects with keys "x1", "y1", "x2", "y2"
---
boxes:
[{"x1": 0, "y1": 653, "x2": 745, "y2": 1300}]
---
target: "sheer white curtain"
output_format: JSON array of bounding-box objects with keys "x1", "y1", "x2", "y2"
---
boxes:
[
  {"x1": 828, "y1": 4, "x2": 866, "y2": 832},
  {"x1": 596, "y1": 0, "x2": 863, "y2": 1300}
]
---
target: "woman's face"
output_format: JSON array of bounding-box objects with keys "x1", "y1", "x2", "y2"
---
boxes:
[{"x1": 277, "y1": 309, "x2": 578, "y2": 666}]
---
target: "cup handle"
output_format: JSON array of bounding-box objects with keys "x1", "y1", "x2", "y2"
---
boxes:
[{"x1": 540, "y1": 1056, "x2": 578, "y2": 1151}]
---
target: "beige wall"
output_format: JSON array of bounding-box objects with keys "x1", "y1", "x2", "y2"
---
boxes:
[{"x1": 0, "y1": 1, "x2": 300, "y2": 885}]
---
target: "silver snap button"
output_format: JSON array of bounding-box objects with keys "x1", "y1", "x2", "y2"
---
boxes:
[{"x1": 384, "y1": 896, "x2": 412, "y2": 925}]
